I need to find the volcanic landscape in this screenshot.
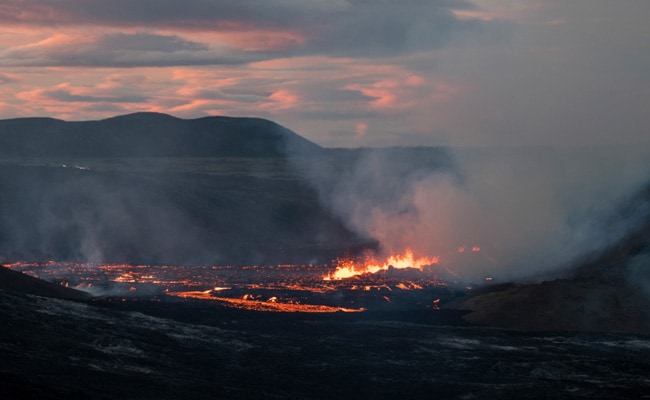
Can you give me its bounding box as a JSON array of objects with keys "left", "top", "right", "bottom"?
[{"left": 1, "top": 113, "right": 650, "bottom": 399}]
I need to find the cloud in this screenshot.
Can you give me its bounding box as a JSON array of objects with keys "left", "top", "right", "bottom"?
[
  {"left": 13, "top": 76, "right": 162, "bottom": 118},
  {"left": 303, "top": 0, "right": 484, "bottom": 57},
  {"left": 418, "top": 0, "right": 650, "bottom": 146},
  {"left": 80, "top": 102, "right": 132, "bottom": 115},
  {"left": 0, "top": 0, "right": 485, "bottom": 60},
  {"left": 0, "top": 31, "right": 268, "bottom": 67},
  {"left": 0, "top": 73, "right": 19, "bottom": 85},
  {"left": 0, "top": 0, "right": 473, "bottom": 29},
  {"left": 97, "top": 32, "right": 208, "bottom": 53},
  {"left": 176, "top": 88, "right": 268, "bottom": 103},
  {"left": 41, "top": 89, "right": 147, "bottom": 103},
  {"left": 288, "top": 144, "right": 650, "bottom": 280},
  {"left": 1, "top": 0, "right": 649, "bottom": 148}
]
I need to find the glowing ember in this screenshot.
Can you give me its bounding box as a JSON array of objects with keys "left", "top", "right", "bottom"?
[
  {"left": 458, "top": 246, "right": 481, "bottom": 253},
  {"left": 324, "top": 249, "right": 439, "bottom": 280}
]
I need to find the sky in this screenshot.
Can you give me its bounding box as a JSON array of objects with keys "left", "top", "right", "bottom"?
[{"left": 1, "top": 0, "right": 649, "bottom": 147}]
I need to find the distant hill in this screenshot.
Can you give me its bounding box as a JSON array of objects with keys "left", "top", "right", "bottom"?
[
  {"left": 0, "top": 112, "right": 322, "bottom": 158},
  {"left": 0, "top": 113, "right": 376, "bottom": 265},
  {"left": 0, "top": 159, "right": 374, "bottom": 265}
]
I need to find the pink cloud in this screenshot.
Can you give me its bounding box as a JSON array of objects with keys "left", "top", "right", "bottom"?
[
  {"left": 262, "top": 90, "right": 300, "bottom": 111},
  {"left": 355, "top": 121, "right": 368, "bottom": 138},
  {"left": 348, "top": 82, "right": 398, "bottom": 108},
  {"left": 344, "top": 75, "right": 435, "bottom": 112},
  {"left": 0, "top": 2, "right": 75, "bottom": 25},
  {"left": 211, "top": 29, "right": 306, "bottom": 52},
  {"left": 0, "top": 72, "right": 21, "bottom": 85},
  {"left": 0, "top": 50, "right": 470, "bottom": 147},
  {"left": 249, "top": 56, "right": 356, "bottom": 71}
]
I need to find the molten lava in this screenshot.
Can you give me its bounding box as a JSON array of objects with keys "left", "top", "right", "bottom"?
[
  {"left": 166, "top": 290, "right": 364, "bottom": 313},
  {"left": 5, "top": 259, "right": 452, "bottom": 313},
  {"left": 324, "top": 249, "right": 439, "bottom": 280}
]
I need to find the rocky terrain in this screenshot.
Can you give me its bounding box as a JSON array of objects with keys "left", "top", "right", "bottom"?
[{"left": 1, "top": 271, "right": 650, "bottom": 400}]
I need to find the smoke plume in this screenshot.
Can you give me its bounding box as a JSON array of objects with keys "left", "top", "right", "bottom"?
[{"left": 291, "top": 144, "right": 650, "bottom": 281}]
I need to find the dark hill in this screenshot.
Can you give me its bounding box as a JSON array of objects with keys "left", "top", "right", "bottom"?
[
  {"left": 0, "top": 119, "right": 374, "bottom": 265},
  {"left": 0, "top": 160, "right": 373, "bottom": 265},
  {"left": 0, "top": 266, "right": 90, "bottom": 301},
  {"left": 0, "top": 113, "right": 355, "bottom": 264},
  {"left": 0, "top": 112, "right": 322, "bottom": 158},
  {"left": 445, "top": 206, "right": 650, "bottom": 334}
]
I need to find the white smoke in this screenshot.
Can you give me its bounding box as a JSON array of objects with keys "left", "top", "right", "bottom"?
[{"left": 292, "top": 144, "right": 650, "bottom": 281}]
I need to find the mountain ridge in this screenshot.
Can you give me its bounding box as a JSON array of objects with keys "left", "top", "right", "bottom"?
[{"left": 0, "top": 112, "right": 322, "bottom": 158}]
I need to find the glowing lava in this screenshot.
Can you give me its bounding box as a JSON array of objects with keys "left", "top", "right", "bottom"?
[
  {"left": 324, "top": 249, "right": 439, "bottom": 280},
  {"left": 5, "top": 259, "right": 451, "bottom": 312},
  {"left": 166, "top": 290, "right": 364, "bottom": 313}
]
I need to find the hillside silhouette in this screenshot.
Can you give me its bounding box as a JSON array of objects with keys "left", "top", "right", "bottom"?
[
  {"left": 0, "top": 112, "right": 321, "bottom": 158},
  {"left": 0, "top": 266, "right": 90, "bottom": 301},
  {"left": 0, "top": 113, "right": 370, "bottom": 265}
]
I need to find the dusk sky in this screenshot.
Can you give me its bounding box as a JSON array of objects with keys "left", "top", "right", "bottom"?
[{"left": 1, "top": 0, "right": 649, "bottom": 147}]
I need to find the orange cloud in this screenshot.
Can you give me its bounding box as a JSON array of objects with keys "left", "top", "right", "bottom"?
[
  {"left": 211, "top": 29, "right": 306, "bottom": 52},
  {"left": 355, "top": 121, "right": 368, "bottom": 138},
  {"left": 250, "top": 56, "right": 356, "bottom": 71},
  {"left": 263, "top": 90, "right": 300, "bottom": 110},
  {"left": 345, "top": 78, "right": 416, "bottom": 110}
]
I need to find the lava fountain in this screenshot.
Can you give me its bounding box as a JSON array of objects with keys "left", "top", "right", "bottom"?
[{"left": 324, "top": 249, "right": 439, "bottom": 280}]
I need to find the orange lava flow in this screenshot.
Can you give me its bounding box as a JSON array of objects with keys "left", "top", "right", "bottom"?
[
  {"left": 165, "top": 291, "right": 364, "bottom": 313},
  {"left": 324, "top": 249, "right": 439, "bottom": 280}
]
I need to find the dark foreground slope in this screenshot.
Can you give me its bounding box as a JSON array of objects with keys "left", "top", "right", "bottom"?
[
  {"left": 0, "top": 266, "right": 90, "bottom": 300},
  {"left": 1, "top": 283, "right": 650, "bottom": 399}
]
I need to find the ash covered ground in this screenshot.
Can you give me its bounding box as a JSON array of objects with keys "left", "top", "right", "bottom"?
[
  {"left": 1, "top": 284, "right": 650, "bottom": 400},
  {"left": 2, "top": 256, "right": 650, "bottom": 399}
]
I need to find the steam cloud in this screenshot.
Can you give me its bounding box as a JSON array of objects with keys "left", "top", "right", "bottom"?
[
  {"left": 0, "top": 164, "right": 214, "bottom": 265},
  {"left": 291, "top": 144, "right": 650, "bottom": 281}
]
